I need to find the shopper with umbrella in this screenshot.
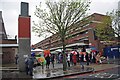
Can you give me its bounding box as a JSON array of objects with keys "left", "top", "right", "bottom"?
[
  {"left": 71, "top": 51, "right": 77, "bottom": 66},
  {"left": 44, "top": 50, "right": 51, "bottom": 69},
  {"left": 45, "top": 54, "right": 50, "bottom": 69},
  {"left": 67, "top": 53, "right": 71, "bottom": 67},
  {"left": 79, "top": 47, "right": 86, "bottom": 69},
  {"left": 36, "top": 54, "right": 46, "bottom": 69},
  {"left": 51, "top": 54, "right": 55, "bottom": 68}
]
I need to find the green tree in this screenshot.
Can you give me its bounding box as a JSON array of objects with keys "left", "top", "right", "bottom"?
[
  {"left": 33, "top": 0, "right": 90, "bottom": 71},
  {"left": 95, "top": 16, "right": 115, "bottom": 41},
  {"left": 107, "top": 10, "right": 120, "bottom": 41}
]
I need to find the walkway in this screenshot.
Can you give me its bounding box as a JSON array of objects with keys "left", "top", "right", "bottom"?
[
  {"left": 1, "top": 60, "right": 120, "bottom": 79},
  {"left": 33, "top": 63, "right": 93, "bottom": 79}
]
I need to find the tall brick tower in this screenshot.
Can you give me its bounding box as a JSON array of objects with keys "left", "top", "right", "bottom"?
[{"left": 18, "top": 2, "right": 31, "bottom": 71}]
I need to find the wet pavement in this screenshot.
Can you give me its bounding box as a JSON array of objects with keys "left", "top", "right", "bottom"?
[
  {"left": 33, "top": 64, "right": 93, "bottom": 79},
  {"left": 1, "top": 59, "right": 119, "bottom": 79},
  {"left": 102, "top": 58, "right": 120, "bottom": 64},
  {"left": 1, "top": 63, "right": 94, "bottom": 79},
  {"left": 2, "top": 71, "right": 32, "bottom": 79},
  {"left": 65, "top": 65, "right": 120, "bottom": 80}
]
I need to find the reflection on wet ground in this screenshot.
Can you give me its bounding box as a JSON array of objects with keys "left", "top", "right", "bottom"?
[{"left": 33, "top": 65, "right": 94, "bottom": 79}]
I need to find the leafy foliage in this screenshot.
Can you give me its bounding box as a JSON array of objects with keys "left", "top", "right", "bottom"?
[
  {"left": 33, "top": 0, "right": 91, "bottom": 71},
  {"left": 95, "top": 16, "right": 115, "bottom": 41},
  {"left": 33, "top": 0, "right": 90, "bottom": 39},
  {"left": 106, "top": 10, "right": 120, "bottom": 39}
]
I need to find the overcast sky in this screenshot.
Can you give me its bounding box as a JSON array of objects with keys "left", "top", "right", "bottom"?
[{"left": 0, "top": 0, "right": 119, "bottom": 45}]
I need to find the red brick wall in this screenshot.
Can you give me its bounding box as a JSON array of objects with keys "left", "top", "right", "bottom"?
[
  {"left": 18, "top": 16, "right": 31, "bottom": 38},
  {"left": 1, "top": 39, "right": 17, "bottom": 64},
  {"left": 2, "top": 48, "right": 16, "bottom": 64},
  {"left": 1, "top": 40, "right": 17, "bottom": 44}
]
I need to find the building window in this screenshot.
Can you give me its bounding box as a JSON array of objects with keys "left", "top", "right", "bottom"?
[{"left": 79, "top": 36, "right": 88, "bottom": 41}]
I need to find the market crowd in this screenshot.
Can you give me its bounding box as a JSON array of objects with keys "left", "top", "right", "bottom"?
[{"left": 24, "top": 47, "right": 106, "bottom": 76}]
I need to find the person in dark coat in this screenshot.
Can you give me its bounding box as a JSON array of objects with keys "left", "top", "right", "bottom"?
[
  {"left": 28, "top": 57, "right": 34, "bottom": 76},
  {"left": 15, "top": 54, "right": 18, "bottom": 64},
  {"left": 91, "top": 51, "right": 96, "bottom": 63},
  {"left": 80, "top": 53, "right": 85, "bottom": 69},
  {"left": 82, "top": 47, "right": 86, "bottom": 52},
  {"left": 51, "top": 54, "right": 55, "bottom": 68},
  {"left": 45, "top": 55, "right": 50, "bottom": 69},
  {"left": 80, "top": 47, "right": 86, "bottom": 69},
  {"left": 25, "top": 57, "right": 29, "bottom": 75},
  {"left": 70, "top": 53, "right": 73, "bottom": 65},
  {"left": 76, "top": 51, "right": 79, "bottom": 62},
  {"left": 85, "top": 52, "right": 90, "bottom": 65}
]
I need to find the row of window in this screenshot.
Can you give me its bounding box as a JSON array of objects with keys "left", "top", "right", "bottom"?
[{"left": 35, "top": 14, "right": 104, "bottom": 49}]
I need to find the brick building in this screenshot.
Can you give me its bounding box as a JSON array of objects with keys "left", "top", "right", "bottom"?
[
  {"left": 34, "top": 13, "right": 115, "bottom": 51},
  {"left": 0, "top": 11, "right": 18, "bottom": 64}
]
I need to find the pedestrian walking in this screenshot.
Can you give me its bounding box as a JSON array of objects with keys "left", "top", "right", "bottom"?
[
  {"left": 79, "top": 47, "right": 86, "bottom": 69},
  {"left": 58, "top": 53, "right": 61, "bottom": 63},
  {"left": 67, "top": 54, "right": 71, "bottom": 67},
  {"left": 79, "top": 52, "right": 85, "bottom": 69},
  {"left": 45, "top": 55, "right": 50, "bottom": 69},
  {"left": 85, "top": 52, "right": 90, "bottom": 65},
  {"left": 76, "top": 51, "right": 79, "bottom": 62},
  {"left": 28, "top": 57, "right": 34, "bottom": 76},
  {"left": 72, "top": 54, "right": 77, "bottom": 66},
  {"left": 51, "top": 54, "right": 55, "bottom": 68},
  {"left": 91, "top": 51, "right": 96, "bottom": 63},
  {"left": 95, "top": 53, "right": 101, "bottom": 64},
  {"left": 60, "top": 54, "right": 63, "bottom": 63},
  {"left": 70, "top": 53, "right": 73, "bottom": 65},
  {"left": 15, "top": 54, "right": 18, "bottom": 64},
  {"left": 25, "top": 56, "right": 29, "bottom": 75}
]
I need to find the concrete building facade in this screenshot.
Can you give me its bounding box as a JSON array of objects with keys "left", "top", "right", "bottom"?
[{"left": 34, "top": 13, "right": 114, "bottom": 51}]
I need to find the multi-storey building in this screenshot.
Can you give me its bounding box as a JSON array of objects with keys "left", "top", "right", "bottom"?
[{"left": 34, "top": 13, "right": 114, "bottom": 51}]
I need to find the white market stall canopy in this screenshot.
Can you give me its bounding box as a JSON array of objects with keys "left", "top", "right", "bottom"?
[
  {"left": 50, "top": 43, "right": 88, "bottom": 51},
  {"left": 31, "top": 48, "right": 43, "bottom": 52},
  {"left": 55, "top": 49, "right": 62, "bottom": 52},
  {"left": 66, "top": 43, "right": 88, "bottom": 48}
]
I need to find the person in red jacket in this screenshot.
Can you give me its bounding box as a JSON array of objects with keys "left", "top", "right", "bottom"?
[{"left": 72, "top": 54, "right": 77, "bottom": 66}]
